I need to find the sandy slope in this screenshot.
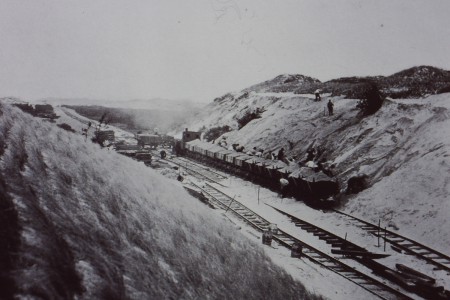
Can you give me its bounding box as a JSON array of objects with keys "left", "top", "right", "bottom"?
[
  {"left": 0, "top": 103, "right": 320, "bottom": 300},
  {"left": 183, "top": 91, "right": 450, "bottom": 253}
]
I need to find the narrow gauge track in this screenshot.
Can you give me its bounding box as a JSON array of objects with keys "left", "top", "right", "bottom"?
[
  {"left": 165, "top": 156, "right": 227, "bottom": 184},
  {"left": 333, "top": 209, "right": 450, "bottom": 274},
  {"left": 171, "top": 156, "right": 227, "bottom": 180},
  {"left": 268, "top": 205, "right": 450, "bottom": 299},
  {"left": 266, "top": 204, "right": 374, "bottom": 255},
  {"left": 193, "top": 182, "right": 412, "bottom": 300}
]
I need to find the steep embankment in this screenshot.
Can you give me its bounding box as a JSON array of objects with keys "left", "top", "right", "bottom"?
[
  {"left": 0, "top": 103, "right": 320, "bottom": 300},
  {"left": 183, "top": 91, "right": 450, "bottom": 253}
]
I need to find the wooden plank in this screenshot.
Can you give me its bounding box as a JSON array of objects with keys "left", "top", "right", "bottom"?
[
  {"left": 314, "top": 232, "right": 330, "bottom": 237},
  {"left": 395, "top": 264, "right": 436, "bottom": 284},
  {"left": 331, "top": 249, "right": 390, "bottom": 259}
]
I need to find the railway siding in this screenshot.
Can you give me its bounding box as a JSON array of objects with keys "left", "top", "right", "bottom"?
[
  {"left": 191, "top": 182, "right": 413, "bottom": 300},
  {"left": 332, "top": 209, "right": 450, "bottom": 274}
]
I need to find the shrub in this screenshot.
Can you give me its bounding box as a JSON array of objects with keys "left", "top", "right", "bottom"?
[
  {"left": 236, "top": 92, "right": 249, "bottom": 101},
  {"left": 57, "top": 123, "right": 76, "bottom": 133},
  {"left": 203, "top": 125, "right": 231, "bottom": 142},
  {"left": 237, "top": 107, "right": 266, "bottom": 129},
  {"left": 356, "top": 82, "right": 385, "bottom": 115},
  {"left": 13, "top": 103, "right": 34, "bottom": 115},
  {"left": 13, "top": 103, "right": 58, "bottom": 119},
  {"left": 90, "top": 113, "right": 112, "bottom": 147}
]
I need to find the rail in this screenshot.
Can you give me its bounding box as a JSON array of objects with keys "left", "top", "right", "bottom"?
[
  {"left": 192, "top": 182, "right": 413, "bottom": 300},
  {"left": 164, "top": 156, "right": 227, "bottom": 185},
  {"left": 332, "top": 209, "right": 450, "bottom": 274}
]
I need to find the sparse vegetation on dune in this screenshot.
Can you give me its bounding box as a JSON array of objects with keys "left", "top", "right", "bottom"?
[
  {"left": 237, "top": 65, "right": 450, "bottom": 99},
  {"left": 0, "top": 103, "right": 322, "bottom": 299}
]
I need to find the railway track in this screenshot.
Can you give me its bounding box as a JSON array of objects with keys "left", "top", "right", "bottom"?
[
  {"left": 267, "top": 205, "right": 450, "bottom": 299},
  {"left": 266, "top": 204, "right": 376, "bottom": 255},
  {"left": 193, "top": 182, "right": 413, "bottom": 300},
  {"left": 165, "top": 156, "right": 227, "bottom": 184},
  {"left": 171, "top": 156, "right": 227, "bottom": 179},
  {"left": 332, "top": 209, "right": 450, "bottom": 274}
]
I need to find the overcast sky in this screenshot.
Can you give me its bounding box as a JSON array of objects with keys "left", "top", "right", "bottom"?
[{"left": 1, "top": 0, "right": 449, "bottom": 103}]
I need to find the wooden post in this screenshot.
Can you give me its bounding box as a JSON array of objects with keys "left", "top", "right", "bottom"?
[
  {"left": 345, "top": 232, "right": 347, "bottom": 240},
  {"left": 378, "top": 219, "right": 381, "bottom": 247},
  {"left": 384, "top": 227, "right": 387, "bottom": 252},
  {"left": 257, "top": 186, "right": 260, "bottom": 205}
]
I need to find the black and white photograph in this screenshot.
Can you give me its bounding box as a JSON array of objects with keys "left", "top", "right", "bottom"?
[{"left": 1, "top": 1, "right": 449, "bottom": 299}]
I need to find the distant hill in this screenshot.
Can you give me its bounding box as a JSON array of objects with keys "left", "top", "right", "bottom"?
[
  {"left": 322, "top": 66, "right": 450, "bottom": 98},
  {"left": 380, "top": 66, "right": 450, "bottom": 97},
  {"left": 242, "top": 74, "right": 321, "bottom": 94},
  {"left": 35, "top": 97, "right": 205, "bottom": 112},
  {"left": 224, "top": 66, "right": 450, "bottom": 99},
  {"left": 61, "top": 104, "right": 194, "bottom": 134}
]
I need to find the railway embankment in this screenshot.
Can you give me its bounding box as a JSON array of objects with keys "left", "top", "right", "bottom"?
[{"left": 0, "top": 102, "right": 322, "bottom": 300}]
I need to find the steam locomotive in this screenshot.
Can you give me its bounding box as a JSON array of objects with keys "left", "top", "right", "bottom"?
[{"left": 175, "top": 134, "right": 340, "bottom": 208}]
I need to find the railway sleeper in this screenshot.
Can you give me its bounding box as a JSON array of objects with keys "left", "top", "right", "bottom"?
[
  {"left": 323, "top": 263, "right": 341, "bottom": 269},
  {"left": 297, "top": 224, "right": 316, "bottom": 229},
  {"left": 304, "top": 228, "right": 320, "bottom": 233},
  {"left": 426, "top": 255, "right": 448, "bottom": 260},
  {"left": 397, "top": 242, "right": 418, "bottom": 247},
  {"left": 324, "top": 239, "right": 343, "bottom": 244},
  {"left": 308, "top": 254, "right": 325, "bottom": 260},
  {"left": 231, "top": 206, "right": 243, "bottom": 211},
  {"left": 322, "top": 236, "right": 340, "bottom": 240},
  {"left": 326, "top": 241, "right": 344, "bottom": 246},
  {"left": 383, "top": 232, "right": 399, "bottom": 237},
  {"left": 330, "top": 242, "right": 357, "bottom": 249},
  {"left": 299, "top": 227, "right": 319, "bottom": 232},
  {"left": 414, "top": 251, "right": 434, "bottom": 256},
  {"left": 312, "top": 232, "right": 330, "bottom": 237},
  {"left": 294, "top": 222, "right": 313, "bottom": 226},
  {"left": 437, "top": 260, "right": 450, "bottom": 264},
  {"left": 345, "top": 276, "right": 364, "bottom": 280},
  {"left": 365, "top": 229, "right": 380, "bottom": 234},
  {"left": 295, "top": 223, "right": 317, "bottom": 229},
  {"left": 360, "top": 226, "right": 376, "bottom": 230},
  {"left": 330, "top": 243, "right": 348, "bottom": 248},
  {"left": 331, "top": 267, "right": 346, "bottom": 271},
  {"left": 386, "top": 238, "right": 406, "bottom": 243},
  {"left": 294, "top": 222, "right": 309, "bottom": 227}
]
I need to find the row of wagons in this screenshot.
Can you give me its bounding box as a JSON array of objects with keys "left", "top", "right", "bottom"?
[{"left": 182, "top": 139, "right": 339, "bottom": 207}]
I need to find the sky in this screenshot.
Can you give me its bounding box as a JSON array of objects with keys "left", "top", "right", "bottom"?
[{"left": 1, "top": 0, "right": 449, "bottom": 103}]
